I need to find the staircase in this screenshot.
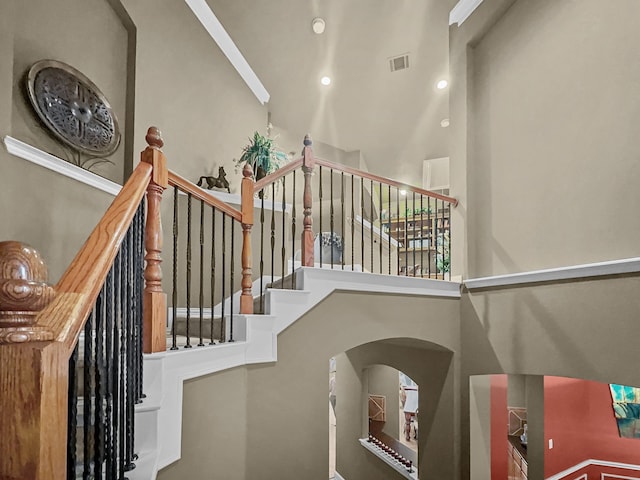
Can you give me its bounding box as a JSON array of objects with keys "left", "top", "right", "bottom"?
[{"left": 135, "top": 267, "right": 460, "bottom": 479}]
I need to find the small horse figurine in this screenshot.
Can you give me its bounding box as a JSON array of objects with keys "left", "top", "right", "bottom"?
[{"left": 196, "top": 166, "right": 230, "bottom": 193}]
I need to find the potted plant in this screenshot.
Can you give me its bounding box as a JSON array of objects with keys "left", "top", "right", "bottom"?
[{"left": 235, "top": 131, "right": 288, "bottom": 181}]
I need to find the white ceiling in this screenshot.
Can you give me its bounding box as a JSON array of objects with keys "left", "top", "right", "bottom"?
[{"left": 208, "top": 0, "right": 456, "bottom": 186}]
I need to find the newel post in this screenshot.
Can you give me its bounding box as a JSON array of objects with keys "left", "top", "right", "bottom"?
[
  {"left": 301, "top": 135, "right": 316, "bottom": 267},
  {"left": 240, "top": 163, "right": 254, "bottom": 314},
  {"left": 0, "top": 241, "right": 65, "bottom": 480},
  {"left": 141, "top": 127, "right": 168, "bottom": 353}
]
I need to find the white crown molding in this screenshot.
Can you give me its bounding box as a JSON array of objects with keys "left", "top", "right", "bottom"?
[
  {"left": 464, "top": 257, "right": 640, "bottom": 290},
  {"left": 3, "top": 136, "right": 121, "bottom": 196},
  {"left": 184, "top": 0, "right": 270, "bottom": 104},
  {"left": 449, "top": 0, "right": 484, "bottom": 26}
]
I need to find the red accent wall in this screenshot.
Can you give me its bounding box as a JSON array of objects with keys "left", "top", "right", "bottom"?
[
  {"left": 545, "top": 377, "right": 640, "bottom": 478},
  {"left": 490, "top": 375, "right": 507, "bottom": 480},
  {"left": 490, "top": 376, "right": 640, "bottom": 479}
]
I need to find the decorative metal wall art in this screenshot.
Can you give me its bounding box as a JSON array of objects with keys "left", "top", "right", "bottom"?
[{"left": 26, "top": 60, "right": 121, "bottom": 156}]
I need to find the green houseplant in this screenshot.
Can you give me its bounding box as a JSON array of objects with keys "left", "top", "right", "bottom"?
[{"left": 236, "top": 131, "right": 288, "bottom": 181}]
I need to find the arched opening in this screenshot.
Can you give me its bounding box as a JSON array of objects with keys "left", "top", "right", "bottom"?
[{"left": 330, "top": 337, "right": 454, "bottom": 480}]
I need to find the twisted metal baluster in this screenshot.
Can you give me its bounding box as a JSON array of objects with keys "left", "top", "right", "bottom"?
[
  {"left": 125, "top": 224, "right": 136, "bottom": 471},
  {"left": 388, "top": 184, "right": 391, "bottom": 275},
  {"left": 281, "top": 177, "right": 286, "bottom": 281},
  {"left": 260, "top": 192, "right": 265, "bottom": 312},
  {"left": 185, "top": 193, "right": 193, "bottom": 348},
  {"left": 412, "top": 191, "right": 417, "bottom": 277},
  {"left": 330, "top": 169, "right": 334, "bottom": 268},
  {"left": 210, "top": 207, "right": 216, "bottom": 345},
  {"left": 171, "top": 187, "right": 178, "bottom": 350},
  {"left": 291, "top": 171, "right": 296, "bottom": 288},
  {"left": 420, "top": 195, "right": 424, "bottom": 278},
  {"left": 229, "top": 220, "right": 235, "bottom": 342},
  {"left": 270, "top": 183, "right": 275, "bottom": 284},
  {"left": 221, "top": 214, "right": 226, "bottom": 342},
  {"left": 396, "top": 187, "right": 400, "bottom": 275},
  {"left": 319, "top": 166, "right": 323, "bottom": 267},
  {"left": 341, "top": 172, "right": 345, "bottom": 271},
  {"left": 360, "top": 177, "right": 364, "bottom": 270},
  {"left": 351, "top": 175, "right": 355, "bottom": 269},
  {"left": 370, "top": 179, "right": 374, "bottom": 273},
  {"left": 83, "top": 306, "right": 95, "bottom": 479},
  {"left": 379, "top": 182, "right": 383, "bottom": 274},
  {"left": 67, "top": 344, "right": 79, "bottom": 480},
  {"left": 94, "top": 282, "right": 106, "bottom": 478},
  {"left": 105, "top": 262, "right": 115, "bottom": 479},
  {"left": 198, "top": 200, "right": 205, "bottom": 346}
]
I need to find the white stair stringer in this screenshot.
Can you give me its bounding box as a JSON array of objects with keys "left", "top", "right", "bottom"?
[{"left": 135, "top": 268, "right": 460, "bottom": 479}]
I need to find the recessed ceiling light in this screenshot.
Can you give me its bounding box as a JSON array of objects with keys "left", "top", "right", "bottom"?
[
  {"left": 312, "top": 17, "right": 326, "bottom": 34},
  {"left": 436, "top": 79, "right": 448, "bottom": 90},
  {"left": 321, "top": 76, "right": 331, "bottom": 86},
  {"left": 400, "top": 189, "right": 407, "bottom": 196},
  {"left": 440, "top": 118, "right": 450, "bottom": 127}
]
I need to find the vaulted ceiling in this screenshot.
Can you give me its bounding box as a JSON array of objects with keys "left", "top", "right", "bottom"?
[{"left": 208, "top": 0, "right": 456, "bottom": 185}]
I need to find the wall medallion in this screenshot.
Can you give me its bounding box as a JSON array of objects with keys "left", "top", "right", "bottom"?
[{"left": 26, "top": 60, "right": 121, "bottom": 156}]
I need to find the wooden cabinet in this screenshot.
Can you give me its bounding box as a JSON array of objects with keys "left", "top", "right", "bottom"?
[
  {"left": 383, "top": 213, "right": 450, "bottom": 278},
  {"left": 508, "top": 438, "right": 527, "bottom": 480}
]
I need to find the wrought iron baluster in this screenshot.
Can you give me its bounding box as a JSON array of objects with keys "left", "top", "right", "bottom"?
[
  {"left": 370, "top": 179, "right": 374, "bottom": 273},
  {"left": 436, "top": 198, "right": 441, "bottom": 279},
  {"left": 291, "top": 171, "right": 296, "bottom": 288},
  {"left": 94, "top": 282, "right": 106, "bottom": 479},
  {"left": 330, "top": 169, "right": 334, "bottom": 268},
  {"left": 360, "top": 177, "right": 364, "bottom": 270},
  {"left": 281, "top": 176, "right": 286, "bottom": 281},
  {"left": 420, "top": 195, "right": 424, "bottom": 278},
  {"left": 319, "top": 166, "right": 323, "bottom": 267},
  {"left": 135, "top": 205, "right": 145, "bottom": 401},
  {"left": 270, "top": 183, "right": 275, "bottom": 285},
  {"left": 171, "top": 187, "right": 178, "bottom": 350},
  {"left": 404, "top": 195, "right": 408, "bottom": 276},
  {"left": 229, "top": 220, "right": 235, "bottom": 342},
  {"left": 83, "top": 306, "right": 94, "bottom": 479},
  {"left": 260, "top": 193, "right": 265, "bottom": 312},
  {"left": 210, "top": 207, "right": 216, "bottom": 345},
  {"left": 412, "top": 191, "right": 416, "bottom": 277},
  {"left": 67, "top": 344, "right": 79, "bottom": 480},
  {"left": 117, "top": 246, "right": 126, "bottom": 479},
  {"left": 427, "top": 196, "right": 432, "bottom": 278},
  {"left": 351, "top": 175, "right": 355, "bottom": 269},
  {"left": 388, "top": 184, "right": 391, "bottom": 275},
  {"left": 221, "top": 213, "right": 227, "bottom": 342},
  {"left": 104, "top": 263, "right": 115, "bottom": 479},
  {"left": 185, "top": 192, "right": 193, "bottom": 348},
  {"left": 396, "top": 188, "right": 400, "bottom": 275},
  {"left": 447, "top": 203, "right": 451, "bottom": 280},
  {"left": 198, "top": 200, "right": 205, "bottom": 346},
  {"left": 341, "top": 172, "right": 345, "bottom": 270},
  {"left": 379, "top": 182, "right": 383, "bottom": 274},
  {"left": 125, "top": 224, "right": 136, "bottom": 471}
]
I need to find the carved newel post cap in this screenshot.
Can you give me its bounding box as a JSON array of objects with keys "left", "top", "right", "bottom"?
[
  {"left": 242, "top": 162, "right": 254, "bottom": 179},
  {"left": 303, "top": 134, "right": 312, "bottom": 147},
  {"left": 146, "top": 126, "right": 164, "bottom": 149},
  {"left": 0, "top": 241, "right": 56, "bottom": 329}
]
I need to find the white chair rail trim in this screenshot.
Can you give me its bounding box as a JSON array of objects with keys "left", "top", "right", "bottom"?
[{"left": 465, "top": 257, "right": 640, "bottom": 290}]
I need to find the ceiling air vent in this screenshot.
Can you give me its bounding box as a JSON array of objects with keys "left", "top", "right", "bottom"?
[{"left": 389, "top": 54, "right": 410, "bottom": 72}]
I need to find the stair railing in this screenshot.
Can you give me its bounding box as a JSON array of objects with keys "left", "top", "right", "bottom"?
[
  {"left": 165, "top": 163, "right": 254, "bottom": 349},
  {"left": 251, "top": 135, "right": 459, "bottom": 309},
  {"left": 0, "top": 127, "right": 173, "bottom": 479}
]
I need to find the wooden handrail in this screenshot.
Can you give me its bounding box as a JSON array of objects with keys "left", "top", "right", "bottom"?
[
  {"left": 314, "top": 157, "right": 458, "bottom": 207},
  {"left": 51, "top": 161, "right": 152, "bottom": 353},
  {"left": 168, "top": 170, "right": 243, "bottom": 222},
  {"left": 253, "top": 157, "right": 304, "bottom": 193}
]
